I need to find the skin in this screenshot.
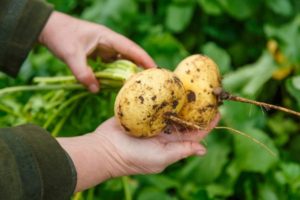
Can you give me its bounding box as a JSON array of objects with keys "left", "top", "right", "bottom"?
[
  {"left": 38, "top": 11, "right": 156, "bottom": 92},
  {"left": 58, "top": 116, "right": 220, "bottom": 192},
  {"left": 39, "top": 11, "right": 220, "bottom": 193}
]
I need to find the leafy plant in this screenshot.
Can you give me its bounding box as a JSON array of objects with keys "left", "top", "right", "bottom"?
[{"left": 1, "top": 0, "right": 300, "bottom": 199}]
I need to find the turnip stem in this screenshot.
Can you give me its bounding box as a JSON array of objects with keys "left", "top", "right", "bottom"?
[
  {"left": 0, "top": 84, "right": 84, "bottom": 96},
  {"left": 228, "top": 95, "right": 300, "bottom": 117},
  {"left": 0, "top": 80, "right": 122, "bottom": 96},
  {"left": 214, "top": 87, "right": 300, "bottom": 118},
  {"left": 33, "top": 71, "right": 127, "bottom": 83}
]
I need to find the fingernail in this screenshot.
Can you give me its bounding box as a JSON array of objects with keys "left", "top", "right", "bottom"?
[
  {"left": 89, "top": 84, "right": 99, "bottom": 93},
  {"left": 196, "top": 149, "right": 206, "bottom": 156}
]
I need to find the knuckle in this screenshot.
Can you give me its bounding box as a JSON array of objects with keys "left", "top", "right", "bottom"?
[{"left": 63, "top": 48, "right": 78, "bottom": 60}]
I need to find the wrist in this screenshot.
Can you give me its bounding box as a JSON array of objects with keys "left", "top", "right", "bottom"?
[
  {"left": 38, "top": 11, "right": 70, "bottom": 45},
  {"left": 57, "top": 133, "right": 114, "bottom": 192}
]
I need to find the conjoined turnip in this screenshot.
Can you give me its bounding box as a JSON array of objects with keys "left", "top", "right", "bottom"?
[{"left": 114, "top": 54, "right": 300, "bottom": 155}]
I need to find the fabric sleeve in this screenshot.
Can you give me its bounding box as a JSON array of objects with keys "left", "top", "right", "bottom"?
[
  {"left": 0, "top": 124, "right": 77, "bottom": 200},
  {"left": 0, "top": 0, "right": 53, "bottom": 76}
]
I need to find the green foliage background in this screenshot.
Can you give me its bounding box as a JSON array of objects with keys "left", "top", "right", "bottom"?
[{"left": 1, "top": 0, "right": 300, "bottom": 199}]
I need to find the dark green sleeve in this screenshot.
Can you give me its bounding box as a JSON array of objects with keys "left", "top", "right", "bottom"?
[
  {"left": 0, "top": 0, "right": 53, "bottom": 76},
  {"left": 0, "top": 124, "right": 77, "bottom": 200}
]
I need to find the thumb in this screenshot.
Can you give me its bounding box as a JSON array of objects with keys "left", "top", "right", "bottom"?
[
  {"left": 163, "top": 141, "right": 206, "bottom": 164},
  {"left": 65, "top": 51, "right": 99, "bottom": 93}
]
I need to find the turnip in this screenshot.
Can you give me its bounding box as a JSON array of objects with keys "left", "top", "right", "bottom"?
[
  {"left": 174, "top": 54, "right": 221, "bottom": 128},
  {"left": 114, "top": 68, "right": 186, "bottom": 137},
  {"left": 174, "top": 54, "right": 300, "bottom": 129}
]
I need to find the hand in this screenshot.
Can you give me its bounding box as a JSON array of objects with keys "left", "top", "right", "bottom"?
[
  {"left": 58, "top": 114, "right": 220, "bottom": 192},
  {"left": 93, "top": 116, "right": 220, "bottom": 175},
  {"left": 39, "top": 11, "right": 156, "bottom": 92}
]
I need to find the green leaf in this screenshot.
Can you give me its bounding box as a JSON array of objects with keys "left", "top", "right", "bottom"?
[
  {"left": 267, "top": 114, "right": 298, "bottom": 146},
  {"left": 258, "top": 183, "right": 279, "bottom": 200},
  {"left": 217, "top": 0, "right": 261, "bottom": 20},
  {"left": 142, "top": 30, "right": 189, "bottom": 69},
  {"left": 223, "top": 51, "right": 276, "bottom": 97},
  {"left": 201, "top": 42, "right": 231, "bottom": 74},
  {"left": 47, "top": 0, "right": 76, "bottom": 12},
  {"left": 265, "top": 15, "right": 300, "bottom": 63},
  {"left": 206, "top": 183, "right": 233, "bottom": 198},
  {"left": 137, "top": 188, "right": 175, "bottom": 200},
  {"left": 198, "top": 0, "right": 223, "bottom": 15},
  {"left": 81, "top": 0, "right": 137, "bottom": 33},
  {"left": 233, "top": 128, "right": 279, "bottom": 173},
  {"left": 179, "top": 133, "right": 231, "bottom": 184},
  {"left": 141, "top": 175, "right": 180, "bottom": 191},
  {"left": 165, "top": 4, "right": 195, "bottom": 33},
  {"left": 286, "top": 76, "right": 300, "bottom": 108},
  {"left": 265, "top": 0, "right": 292, "bottom": 16},
  {"left": 220, "top": 101, "right": 267, "bottom": 130}
]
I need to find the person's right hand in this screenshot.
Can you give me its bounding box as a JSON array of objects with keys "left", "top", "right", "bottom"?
[{"left": 39, "top": 11, "right": 156, "bottom": 92}]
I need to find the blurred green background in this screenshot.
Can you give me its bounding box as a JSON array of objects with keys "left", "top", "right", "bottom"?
[{"left": 1, "top": 0, "right": 300, "bottom": 199}]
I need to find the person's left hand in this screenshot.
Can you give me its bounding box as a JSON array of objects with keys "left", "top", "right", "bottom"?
[
  {"left": 38, "top": 11, "right": 156, "bottom": 92},
  {"left": 93, "top": 116, "right": 220, "bottom": 176}
]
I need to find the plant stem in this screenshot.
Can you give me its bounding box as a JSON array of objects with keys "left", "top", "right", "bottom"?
[
  {"left": 0, "top": 80, "right": 122, "bottom": 96},
  {"left": 44, "top": 92, "right": 89, "bottom": 129},
  {"left": 122, "top": 176, "right": 132, "bottom": 200},
  {"left": 73, "top": 192, "right": 82, "bottom": 200},
  {"left": 33, "top": 71, "right": 127, "bottom": 83},
  {"left": 0, "top": 84, "right": 84, "bottom": 96},
  {"left": 51, "top": 101, "right": 78, "bottom": 137}
]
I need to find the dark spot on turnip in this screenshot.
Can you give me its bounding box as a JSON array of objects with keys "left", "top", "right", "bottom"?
[
  {"left": 186, "top": 70, "right": 191, "bottom": 74},
  {"left": 173, "top": 76, "right": 182, "bottom": 87},
  {"left": 151, "top": 95, "right": 157, "bottom": 101},
  {"left": 172, "top": 100, "right": 178, "bottom": 108},
  {"left": 187, "top": 90, "right": 196, "bottom": 102},
  {"left": 138, "top": 96, "right": 144, "bottom": 104},
  {"left": 153, "top": 104, "right": 158, "bottom": 109},
  {"left": 136, "top": 80, "right": 141, "bottom": 84},
  {"left": 157, "top": 101, "right": 168, "bottom": 111},
  {"left": 121, "top": 123, "right": 130, "bottom": 132}
]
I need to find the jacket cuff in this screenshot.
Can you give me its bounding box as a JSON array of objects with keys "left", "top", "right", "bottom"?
[
  {"left": 10, "top": 124, "right": 76, "bottom": 199},
  {"left": 0, "top": 0, "right": 53, "bottom": 76}
]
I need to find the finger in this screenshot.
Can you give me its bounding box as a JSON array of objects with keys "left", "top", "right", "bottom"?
[
  {"left": 107, "top": 32, "right": 157, "bottom": 69},
  {"left": 163, "top": 141, "right": 206, "bottom": 164},
  {"left": 65, "top": 50, "right": 100, "bottom": 93}
]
